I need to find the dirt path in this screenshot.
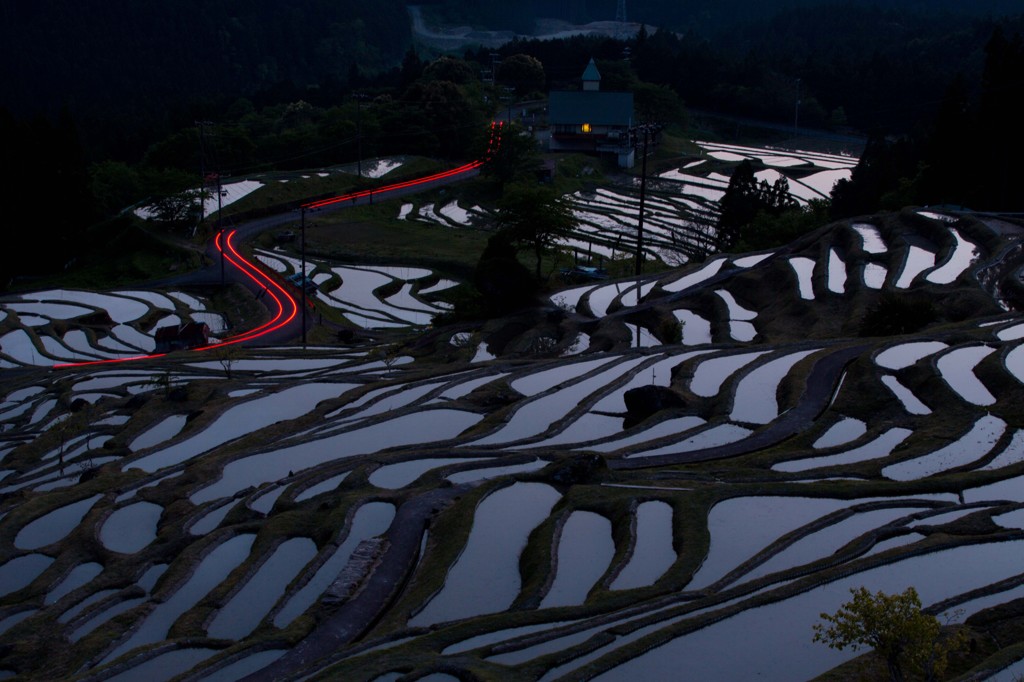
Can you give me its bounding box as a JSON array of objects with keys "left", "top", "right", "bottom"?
[
  {"left": 611, "top": 343, "right": 868, "bottom": 470},
  {"left": 243, "top": 485, "right": 467, "bottom": 681}
]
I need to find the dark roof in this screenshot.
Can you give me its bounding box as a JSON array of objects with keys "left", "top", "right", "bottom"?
[
  {"left": 548, "top": 91, "right": 634, "bottom": 127},
  {"left": 582, "top": 58, "right": 601, "bottom": 82}
]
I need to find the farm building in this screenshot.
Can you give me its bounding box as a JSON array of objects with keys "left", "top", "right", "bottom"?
[
  {"left": 548, "top": 58, "right": 635, "bottom": 167},
  {"left": 154, "top": 321, "right": 211, "bottom": 352}
]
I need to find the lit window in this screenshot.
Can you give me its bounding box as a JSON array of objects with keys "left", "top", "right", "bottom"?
[{"left": 581, "top": 123, "right": 592, "bottom": 133}]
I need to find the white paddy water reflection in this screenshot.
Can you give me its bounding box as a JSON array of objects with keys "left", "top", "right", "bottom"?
[
  {"left": 690, "top": 351, "right": 771, "bottom": 397},
  {"left": 361, "top": 158, "right": 403, "bottom": 178},
  {"left": 981, "top": 430, "right": 1024, "bottom": 471},
  {"left": 198, "top": 649, "right": 287, "bottom": 682},
  {"left": 687, "top": 497, "right": 861, "bottom": 590},
  {"left": 249, "top": 486, "right": 285, "bottom": 514},
  {"left": 663, "top": 258, "right": 726, "bottom": 294},
  {"left": 715, "top": 290, "right": 757, "bottom": 321},
  {"left": 190, "top": 500, "right": 239, "bottom": 536},
  {"left": 674, "top": 310, "right": 713, "bottom": 346},
  {"left": 191, "top": 409, "right": 482, "bottom": 503},
  {"left": 997, "top": 323, "right": 1024, "bottom": 342},
  {"left": 789, "top": 257, "right": 816, "bottom": 300},
  {"left": 410, "top": 482, "right": 561, "bottom": 626},
  {"left": 741, "top": 506, "right": 927, "bottom": 584},
  {"left": 926, "top": 228, "right": 980, "bottom": 284},
  {"left": 275, "top": 502, "right": 394, "bottom": 628},
  {"left": 591, "top": 416, "right": 706, "bottom": 453},
  {"left": 826, "top": 249, "right": 847, "bottom": 294},
  {"left": 627, "top": 423, "right": 752, "bottom": 458},
  {"left": 45, "top": 562, "right": 104, "bottom": 605},
  {"left": 5, "top": 302, "right": 93, "bottom": 320},
  {"left": 445, "top": 459, "right": 548, "bottom": 484},
  {"left": 130, "top": 415, "right": 188, "bottom": 452},
  {"left": 852, "top": 224, "right": 887, "bottom": 253},
  {"left": 208, "top": 537, "right": 318, "bottom": 640},
  {"left": 511, "top": 413, "right": 623, "bottom": 449},
  {"left": 0, "top": 554, "right": 54, "bottom": 597},
  {"left": 875, "top": 341, "right": 948, "bottom": 370},
  {"left": 104, "top": 648, "right": 218, "bottom": 682},
  {"left": 813, "top": 418, "right": 867, "bottom": 449},
  {"left": 128, "top": 383, "right": 356, "bottom": 472},
  {"left": 116, "top": 290, "right": 175, "bottom": 310},
  {"left": 732, "top": 253, "right": 773, "bottom": 268},
  {"left": 0, "top": 329, "right": 44, "bottom": 365},
  {"left": 863, "top": 263, "right": 887, "bottom": 289},
  {"left": 511, "top": 357, "right": 616, "bottom": 397},
  {"left": 100, "top": 502, "right": 163, "bottom": 554},
  {"left": 895, "top": 246, "right": 937, "bottom": 289},
  {"left": 611, "top": 501, "right": 675, "bottom": 590},
  {"left": 936, "top": 345, "right": 996, "bottom": 406},
  {"left": 102, "top": 533, "right": 256, "bottom": 663},
  {"left": 15, "top": 494, "right": 102, "bottom": 550},
  {"left": 775, "top": 426, "right": 908, "bottom": 472},
  {"left": 882, "top": 415, "right": 1006, "bottom": 481},
  {"left": 473, "top": 357, "right": 648, "bottom": 446},
  {"left": 588, "top": 281, "right": 635, "bottom": 318},
  {"left": 370, "top": 457, "right": 490, "bottom": 489},
  {"left": 294, "top": 472, "right": 351, "bottom": 502},
  {"left": 880, "top": 375, "right": 932, "bottom": 415},
  {"left": 730, "top": 349, "right": 818, "bottom": 425},
  {"left": 597, "top": 540, "right": 1024, "bottom": 682},
  {"left": 541, "top": 511, "right": 615, "bottom": 608}
]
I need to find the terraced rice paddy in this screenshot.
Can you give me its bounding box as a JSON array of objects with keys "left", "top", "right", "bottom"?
[{"left": 5, "top": 145, "right": 1024, "bottom": 681}]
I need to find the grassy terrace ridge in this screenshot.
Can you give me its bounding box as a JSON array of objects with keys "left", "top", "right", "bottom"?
[{"left": 4, "top": 142, "right": 1024, "bottom": 682}]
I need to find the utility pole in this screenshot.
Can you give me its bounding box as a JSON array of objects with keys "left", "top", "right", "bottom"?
[
  {"left": 355, "top": 94, "right": 364, "bottom": 178},
  {"left": 794, "top": 78, "right": 802, "bottom": 136},
  {"left": 197, "top": 120, "right": 225, "bottom": 266},
  {"left": 217, "top": 173, "right": 224, "bottom": 286},
  {"left": 635, "top": 125, "right": 651, "bottom": 277},
  {"left": 300, "top": 206, "right": 307, "bottom": 347}
]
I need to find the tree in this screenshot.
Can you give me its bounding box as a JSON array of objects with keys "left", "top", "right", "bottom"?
[
  {"left": 813, "top": 586, "right": 967, "bottom": 682},
  {"left": 716, "top": 160, "right": 796, "bottom": 250},
  {"left": 497, "top": 54, "right": 545, "bottom": 97},
  {"left": 422, "top": 56, "right": 476, "bottom": 85},
  {"left": 472, "top": 230, "right": 538, "bottom": 316},
  {"left": 480, "top": 122, "right": 540, "bottom": 185},
  {"left": 633, "top": 82, "right": 686, "bottom": 127},
  {"left": 213, "top": 343, "right": 241, "bottom": 380},
  {"left": 495, "top": 183, "right": 575, "bottom": 280},
  {"left": 716, "top": 160, "right": 760, "bottom": 250}
]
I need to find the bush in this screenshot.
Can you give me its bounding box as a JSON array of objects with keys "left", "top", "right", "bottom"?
[{"left": 859, "top": 294, "right": 937, "bottom": 337}]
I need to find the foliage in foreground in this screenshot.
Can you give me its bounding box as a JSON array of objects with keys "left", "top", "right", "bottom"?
[{"left": 814, "top": 587, "right": 968, "bottom": 682}]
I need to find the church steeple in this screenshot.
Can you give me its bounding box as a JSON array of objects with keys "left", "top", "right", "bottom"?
[{"left": 582, "top": 58, "right": 601, "bottom": 91}]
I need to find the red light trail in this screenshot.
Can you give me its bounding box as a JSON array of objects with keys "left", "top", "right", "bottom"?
[{"left": 52, "top": 123, "right": 504, "bottom": 369}]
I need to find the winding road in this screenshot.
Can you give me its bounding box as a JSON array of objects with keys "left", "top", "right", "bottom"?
[{"left": 55, "top": 122, "right": 503, "bottom": 368}]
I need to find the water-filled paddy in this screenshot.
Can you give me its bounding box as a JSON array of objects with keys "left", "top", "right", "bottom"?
[
  {"left": 410, "top": 483, "right": 561, "bottom": 626},
  {"left": 541, "top": 511, "right": 615, "bottom": 608}
]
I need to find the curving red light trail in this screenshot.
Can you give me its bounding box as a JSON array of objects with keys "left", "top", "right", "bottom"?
[
  {"left": 53, "top": 122, "right": 504, "bottom": 369},
  {"left": 303, "top": 121, "right": 503, "bottom": 210}
]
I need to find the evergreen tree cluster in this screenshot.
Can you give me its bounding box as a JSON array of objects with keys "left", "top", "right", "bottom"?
[
  {"left": 717, "top": 160, "right": 799, "bottom": 250},
  {"left": 0, "top": 0, "right": 411, "bottom": 160},
  {"left": 832, "top": 28, "right": 1024, "bottom": 215}
]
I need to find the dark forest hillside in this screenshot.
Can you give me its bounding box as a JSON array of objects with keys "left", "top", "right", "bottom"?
[
  {"left": 425, "top": 0, "right": 1024, "bottom": 32},
  {"left": 0, "top": 0, "right": 410, "bottom": 156}
]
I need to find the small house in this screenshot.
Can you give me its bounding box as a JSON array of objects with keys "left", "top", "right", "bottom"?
[
  {"left": 548, "top": 58, "right": 635, "bottom": 167},
  {"left": 154, "top": 321, "right": 211, "bottom": 353}
]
